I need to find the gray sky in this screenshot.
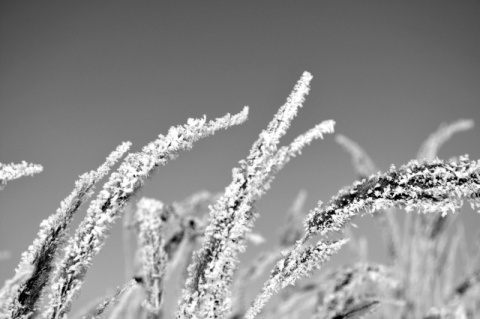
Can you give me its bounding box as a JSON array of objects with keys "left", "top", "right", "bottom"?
[{"left": 1, "top": 1, "right": 480, "bottom": 316}]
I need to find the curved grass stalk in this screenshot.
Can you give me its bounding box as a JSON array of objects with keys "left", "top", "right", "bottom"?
[{"left": 304, "top": 156, "right": 480, "bottom": 241}]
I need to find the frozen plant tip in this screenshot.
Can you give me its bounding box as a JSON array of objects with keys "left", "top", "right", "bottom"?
[{"left": 0, "top": 161, "right": 43, "bottom": 191}]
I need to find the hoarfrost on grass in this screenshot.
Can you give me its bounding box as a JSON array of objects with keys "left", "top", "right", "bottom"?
[{"left": 0, "top": 72, "right": 479, "bottom": 319}]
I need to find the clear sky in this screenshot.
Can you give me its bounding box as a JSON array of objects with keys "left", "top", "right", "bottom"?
[{"left": 1, "top": 1, "right": 480, "bottom": 316}]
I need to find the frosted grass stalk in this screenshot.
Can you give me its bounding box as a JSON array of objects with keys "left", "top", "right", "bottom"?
[
  {"left": 83, "top": 280, "right": 136, "bottom": 319},
  {"left": 414, "top": 121, "right": 475, "bottom": 240},
  {"left": 417, "top": 119, "right": 474, "bottom": 162},
  {"left": 397, "top": 120, "right": 474, "bottom": 317},
  {"left": 177, "top": 72, "right": 335, "bottom": 319},
  {"left": 0, "top": 142, "right": 131, "bottom": 319},
  {"left": 304, "top": 156, "right": 480, "bottom": 241},
  {"left": 244, "top": 239, "right": 347, "bottom": 319},
  {"left": 232, "top": 190, "right": 308, "bottom": 318},
  {"left": 44, "top": 108, "right": 248, "bottom": 319},
  {"left": 134, "top": 198, "right": 169, "bottom": 317},
  {"left": 313, "top": 263, "right": 397, "bottom": 319},
  {"left": 0, "top": 269, "right": 32, "bottom": 315},
  {"left": 414, "top": 119, "right": 475, "bottom": 242},
  {"left": 253, "top": 156, "right": 480, "bottom": 319},
  {"left": 0, "top": 161, "right": 43, "bottom": 191},
  {"left": 335, "top": 134, "right": 401, "bottom": 263}
]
